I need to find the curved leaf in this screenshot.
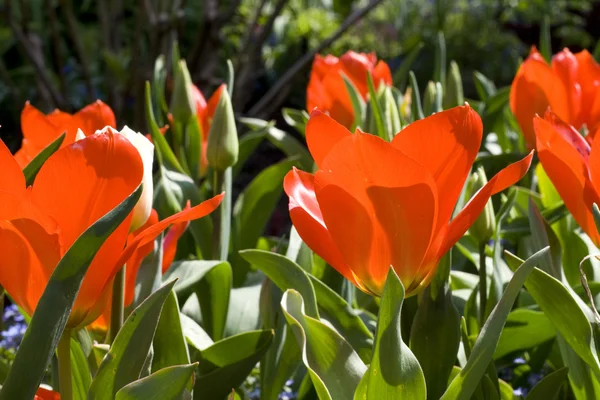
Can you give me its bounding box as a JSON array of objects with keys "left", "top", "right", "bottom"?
[
  {"left": 22, "top": 132, "right": 65, "bottom": 186},
  {"left": 115, "top": 364, "right": 197, "bottom": 400}
]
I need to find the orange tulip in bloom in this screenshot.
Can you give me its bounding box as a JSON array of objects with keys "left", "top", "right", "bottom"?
[
  {"left": 90, "top": 208, "right": 190, "bottom": 331},
  {"left": 285, "top": 106, "right": 533, "bottom": 296},
  {"left": 15, "top": 100, "right": 116, "bottom": 167},
  {"left": 510, "top": 47, "right": 600, "bottom": 149},
  {"left": 0, "top": 131, "right": 223, "bottom": 330},
  {"left": 307, "top": 51, "right": 392, "bottom": 128},
  {"left": 534, "top": 110, "right": 600, "bottom": 245}
]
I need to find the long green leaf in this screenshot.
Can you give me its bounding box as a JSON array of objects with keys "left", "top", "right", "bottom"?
[
  {"left": 0, "top": 185, "right": 142, "bottom": 400},
  {"left": 282, "top": 290, "right": 366, "bottom": 400},
  {"left": 360, "top": 269, "right": 426, "bottom": 399},
  {"left": 88, "top": 281, "right": 177, "bottom": 399},
  {"left": 341, "top": 72, "right": 366, "bottom": 131},
  {"left": 115, "top": 364, "right": 197, "bottom": 400},
  {"left": 22, "top": 133, "right": 65, "bottom": 186},
  {"left": 367, "top": 71, "right": 388, "bottom": 140},
  {"left": 71, "top": 337, "right": 92, "bottom": 400},
  {"left": 525, "top": 367, "right": 568, "bottom": 400},
  {"left": 409, "top": 71, "right": 424, "bottom": 121},
  {"left": 441, "top": 247, "right": 550, "bottom": 400},
  {"left": 152, "top": 291, "right": 190, "bottom": 372},
  {"left": 196, "top": 261, "right": 232, "bottom": 341},
  {"left": 163, "top": 260, "right": 230, "bottom": 302}
]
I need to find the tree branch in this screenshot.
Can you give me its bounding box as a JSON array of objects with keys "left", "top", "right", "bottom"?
[{"left": 247, "top": 0, "right": 385, "bottom": 117}]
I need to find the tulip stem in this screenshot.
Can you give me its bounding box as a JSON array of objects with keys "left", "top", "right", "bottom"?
[
  {"left": 212, "top": 168, "right": 231, "bottom": 260},
  {"left": 479, "top": 243, "right": 487, "bottom": 326},
  {"left": 57, "top": 330, "right": 72, "bottom": 400},
  {"left": 109, "top": 266, "right": 126, "bottom": 343}
]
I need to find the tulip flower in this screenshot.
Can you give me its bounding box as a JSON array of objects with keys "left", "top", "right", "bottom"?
[
  {"left": 83, "top": 126, "right": 155, "bottom": 230},
  {"left": 307, "top": 51, "right": 392, "bottom": 128},
  {"left": 510, "top": 47, "right": 600, "bottom": 149},
  {"left": 15, "top": 101, "right": 116, "bottom": 167},
  {"left": 0, "top": 131, "right": 223, "bottom": 330},
  {"left": 285, "top": 105, "right": 533, "bottom": 296},
  {"left": 35, "top": 387, "right": 60, "bottom": 400},
  {"left": 533, "top": 110, "right": 600, "bottom": 245},
  {"left": 192, "top": 83, "right": 225, "bottom": 174},
  {"left": 90, "top": 208, "right": 190, "bottom": 331}
]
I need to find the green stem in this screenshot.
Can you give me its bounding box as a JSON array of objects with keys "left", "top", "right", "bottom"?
[
  {"left": 212, "top": 169, "right": 225, "bottom": 259},
  {"left": 479, "top": 242, "right": 487, "bottom": 326},
  {"left": 109, "top": 265, "right": 126, "bottom": 343},
  {"left": 57, "top": 330, "right": 72, "bottom": 400}
]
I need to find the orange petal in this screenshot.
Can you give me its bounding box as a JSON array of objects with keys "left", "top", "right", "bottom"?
[
  {"left": 391, "top": 104, "right": 483, "bottom": 235},
  {"left": 17, "top": 103, "right": 68, "bottom": 167},
  {"left": 72, "top": 100, "right": 116, "bottom": 141},
  {"left": 372, "top": 60, "right": 393, "bottom": 87},
  {"left": 542, "top": 109, "right": 590, "bottom": 162},
  {"left": 35, "top": 387, "right": 60, "bottom": 400},
  {"left": 0, "top": 218, "right": 61, "bottom": 317},
  {"left": 0, "top": 140, "right": 27, "bottom": 218},
  {"left": 192, "top": 84, "right": 208, "bottom": 122},
  {"left": 283, "top": 168, "right": 354, "bottom": 285},
  {"left": 552, "top": 49, "right": 582, "bottom": 124},
  {"left": 339, "top": 51, "right": 374, "bottom": 96},
  {"left": 30, "top": 131, "right": 144, "bottom": 326},
  {"left": 510, "top": 51, "right": 571, "bottom": 149},
  {"left": 162, "top": 210, "right": 190, "bottom": 274},
  {"left": 305, "top": 110, "right": 352, "bottom": 168},
  {"left": 321, "top": 69, "right": 356, "bottom": 128},
  {"left": 574, "top": 50, "right": 600, "bottom": 132},
  {"left": 437, "top": 151, "right": 533, "bottom": 259},
  {"left": 314, "top": 133, "right": 437, "bottom": 295}
]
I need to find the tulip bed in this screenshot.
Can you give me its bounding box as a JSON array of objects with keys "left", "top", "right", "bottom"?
[{"left": 1, "top": 29, "right": 600, "bottom": 400}]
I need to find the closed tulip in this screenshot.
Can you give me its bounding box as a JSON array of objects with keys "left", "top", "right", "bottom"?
[
  {"left": 533, "top": 110, "right": 600, "bottom": 245},
  {"left": 0, "top": 131, "right": 223, "bottom": 330},
  {"left": 307, "top": 51, "right": 392, "bottom": 128},
  {"left": 15, "top": 101, "right": 116, "bottom": 167},
  {"left": 510, "top": 47, "right": 600, "bottom": 149},
  {"left": 285, "top": 105, "right": 533, "bottom": 296}
]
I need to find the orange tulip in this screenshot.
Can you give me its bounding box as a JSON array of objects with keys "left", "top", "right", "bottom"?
[
  {"left": 534, "top": 110, "right": 600, "bottom": 245},
  {"left": 15, "top": 101, "right": 116, "bottom": 167},
  {"left": 510, "top": 47, "right": 600, "bottom": 149},
  {"left": 191, "top": 83, "right": 226, "bottom": 173},
  {"left": 90, "top": 207, "right": 190, "bottom": 331},
  {"left": 0, "top": 131, "right": 223, "bottom": 329},
  {"left": 35, "top": 387, "right": 60, "bottom": 400},
  {"left": 307, "top": 51, "right": 392, "bottom": 129},
  {"left": 284, "top": 106, "right": 533, "bottom": 296}
]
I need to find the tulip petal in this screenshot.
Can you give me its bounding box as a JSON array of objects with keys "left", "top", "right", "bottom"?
[
  {"left": 438, "top": 151, "right": 533, "bottom": 260},
  {"left": 283, "top": 168, "right": 355, "bottom": 286},
  {"left": 534, "top": 114, "right": 600, "bottom": 244},
  {"left": 75, "top": 100, "right": 117, "bottom": 139},
  {"left": 542, "top": 110, "right": 590, "bottom": 162},
  {"left": 372, "top": 60, "right": 393, "bottom": 87},
  {"left": 162, "top": 209, "right": 191, "bottom": 274},
  {"left": 320, "top": 71, "right": 355, "bottom": 128},
  {"left": 35, "top": 387, "right": 60, "bottom": 400},
  {"left": 574, "top": 50, "right": 600, "bottom": 133},
  {"left": 552, "top": 49, "right": 582, "bottom": 123},
  {"left": 0, "top": 218, "right": 61, "bottom": 316},
  {"left": 30, "top": 131, "right": 144, "bottom": 322},
  {"left": 0, "top": 140, "right": 28, "bottom": 220},
  {"left": 391, "top": 105, "right": 482, "bottom": 235},
  {"left": 510, "top": 50, "right": 571, "bottom": 149},
  {"left": 306, "top": 110, "right": 352, "bottom": 168},
  {"left": 314, "top": 133, "right": 437, "bottom": 295}
]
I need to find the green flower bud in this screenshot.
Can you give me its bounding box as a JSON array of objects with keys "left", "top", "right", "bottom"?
[
  {"left": 467, "top": 167, "right": 496, "bottom": 243},
  {"left": 443, "top": 60, "right": 464, "bottom": 109},
  {"left": 206, "top": 88, "right": 238, "bottom": 170},
  {"left": 422, "top": 81, "right": 437, "bottom": 117},
  {"left": 170, "top": 60, "right": 195, "bottom": 123}
]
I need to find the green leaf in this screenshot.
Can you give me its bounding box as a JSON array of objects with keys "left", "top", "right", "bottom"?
[
  {"left": 239, "top": 118, "right": 312, "bottom": 171},
  {"left": 145, "top": 82, "right": 185, "bottom": 174},
  {"left": 494, "top": 309, "right": 555, "bottom": 359},
  {"left": 282, "top": 108, "right": 309, "bottom": 136},
  {"left": 233, "top": 130, "right": 266, "bottom": 178},
  {"left": 539, "top": 14, "right": 552, "bottom": 63},
  {"left": 473, "top": 71, "right": 497, "bottom": 100},
  {"left": 184, "top": 117, "right": 202, "bottom": 181},
  {"left": 409, "top": 71, "right": 424, "bottom": 121},
  {"left": 341, "top": 72, "right": 367, "bottom": 131},
  {"left": 88, "top": 281, "right": 177, "bottom": 400},
  {"left": 309, "top": 276, "right": 373, "bottom": 362},
  {"left": 0, "top": 184, "right": 142, "bottom": 400},
  {"left": 525, "top": 367, "right": 568, "bottom": 400},
  {"left": 152, "top": 291, "right": 190, "bottom": 372},
  {"left": 240, "top": 250, "right": 319, "bottom": 318},
  {"left": 224, "top": 284, "right": 262, "bottom": 336},
  {"left": 382, "top": 87, "right": 402, "bottom": 134},
  {"left": 434, "top": 31, "right": 447, "bottom": 88},
  {"left": 410, "top": 283, "right": 460, "bottom": 399},
  {"left": 232, "top": 157, "right": 299, "bottom": 284},
  {"left": 505, "top": 252, "right": 600, "bottom": 378},
  {"left": 443, "top": 60, "right": 464, "bottom": 109},
  {"left": 71, "top": 337, "right": 92, "bottom": 400},
  {"left": 196, "top": 260, "right": 232, "bottom": 341},
  {"left": 360, "top": 269, "right": 426, "bottom": 399},
  {"left": 393, "top": 42, "right": 424, "bottom": 89},
  {"left": 180, "top": 313, "right": 214, "bottom": 351},
  {"left": 22, "top": 132, "right": 65, "bottom": 186},
  {"left": 163, "top": 260, "right": 230, "bottom": 302},
  {"left": 115, "top": 364, "right": 197, "bottom": 400},
  {"left": 366, "top": 71, "right": 387, "bottom": 140},
  {"left": 193, "top": 330, "right": 274, "bottom": 399},
  {"left": 441, "top": 247, "right": 550, "bottom": 400},
  {"left": 282, "top": 290, "right": 366, "bottom": 400}
]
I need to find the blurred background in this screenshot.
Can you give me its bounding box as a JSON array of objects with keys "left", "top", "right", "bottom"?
[{"left": 0, "top": 0, "right": 598, "bottom": 150}]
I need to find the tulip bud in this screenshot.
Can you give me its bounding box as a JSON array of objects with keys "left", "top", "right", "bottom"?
[
  {"left": 443, "top": 61, "right": 464, "bottom": 109},
  {"left": 170, "top": 60, "right": 196, "bottom": 124},
  {"left": 206, "top": 88, "right": 238, "bottom": 171},
  {"left": 90, "top": 126, "right": 155, "bottom": 231},
  {"left": 423, "top": 81, "right": 438, "bottom": 117},
  {"left": 467, "top": 167, "right": 495, "bottom": 243}
]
